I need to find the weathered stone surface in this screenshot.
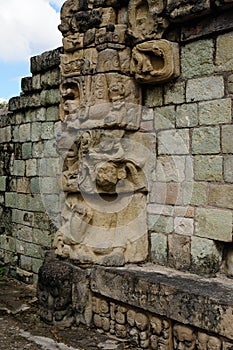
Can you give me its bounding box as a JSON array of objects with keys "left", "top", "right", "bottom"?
[
  {"left": 154, "top": 105, "right": 176, "bottom": 130},
  {"left": 181, "top": 39, "right": 214, "bottom": 78},
  {"left": 216, "top": 32, "right": 233, "bottom": 71},
  {"left": 30, "top": 48, "right": 62, "bottom": 74},
  {"left": 208, "top": 184, "right": 233, "bottom": 209},
  {"left": 192, "top": 127, "right": 220, "bottom": 154},
  {"left": 176, "top": 103, "right": 198, "bottom": 128},
  {"left": 91, "top": 265, "right": 233, "bottom": 340},
  {"left": 222, "top": 125, "right": 233, "bottom": 153},
  {"left": 164, "top": 81, "right": 185, "bottom": 105},
  {"left": 144, "top": 86, "right": 163, "bottom": 107},
  {"left": 174, "top": 217, "right": 194, "bottom": 236},
  {"left": 199, "top": 98, "right": 232, "bottom": 125},
  {"left": 181, "top": 10, "right": 233, "bottom": 41},
  {"left": 191, "top": 236, "right": 222, "bottom": 275},
  {"left": 166, "top": 0, "right": 210, "bottom": 20},
  {"left": 168, "top": 234, "right": 191, "bottom": 270},
  {"left": 224, "top": 155, "right": 233, "bottom": 182},
  {"left": 183, "top": 182, "right": 207, "bottom": 206},
  {"left": 186, "top": 76, "right": 224, "bottom": 102},
  {"left": 150, "top": 233, "right": 167, "bottom": 265},
  {"left": 148, "top": 214, "right": 173, "bottom": 234},
  {"left": 196, "top": 208, "right": 233, "bottom": 241},
  {"left": 155, "top": 155, "right": 186, "bottom": 182},
  {"left": 158, "top": 129, "right": 190, "bottom": 155},
  {"left": 150, "top": 181, "right": 182, "bottom": 205},
  {"left": 194, "top": 155, "right": 223, "bottom": 181}
]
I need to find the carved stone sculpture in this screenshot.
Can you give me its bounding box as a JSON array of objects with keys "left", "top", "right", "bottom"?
[
  {"left": 173, "top": 324, "right": 197, "bottom": 350},
  {"left": 53, "top": 0, "right": 179, "bottom": 265}
]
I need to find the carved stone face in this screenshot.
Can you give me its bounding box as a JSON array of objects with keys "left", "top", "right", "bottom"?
[
  {"left": 150, "top": 316, "right": 163, "bottom": 335},
  {"left": 173, "top": 325, "right": 196, "bottom": 350},
  {"left": 207, "top": 336, "right": 221, "bottom": 350}
]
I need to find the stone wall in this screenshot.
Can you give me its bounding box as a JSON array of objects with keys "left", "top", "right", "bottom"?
[{"left": 0, "top": 48, "right": 62, "bottom": 282}]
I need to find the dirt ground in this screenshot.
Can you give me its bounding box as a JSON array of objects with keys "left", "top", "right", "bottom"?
[{"left": 0, "top": 277, "right": 132, "bottom": 350}]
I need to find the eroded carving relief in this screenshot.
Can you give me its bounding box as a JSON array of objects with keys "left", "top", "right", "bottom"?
[
  {"left": 53, "top": 0, "right": 179, "bottom": 265},
  {"left": 92, "top": 295, "right": 229, "bottom": 350}
]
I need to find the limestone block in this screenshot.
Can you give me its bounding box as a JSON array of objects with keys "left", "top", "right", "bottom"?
[
  {"left": 12, "top": 160, "right": 25, "bottom": 176},
  {"left": 222, "top": 125, "right": 233, "bottom": 153},
  {"left": 131, "top": 40, "right": 180, "bottom": 84},
  {"left": 144, "top": 86, "right": 163, "bottom": 107},
  {"left": 181, "top": 39, "right": 214, "bottom": 78},
  {"left": 41, "top": 68, "right": 60, "bottom": 88},
  {"left": 192, "top": 127, "right": 220, "bottom": 154},
  {"left": 30, "top": 47, "right": 62, "bottom": 74},
  {"left": 176, "top": 103, "right": 198, "bottom": 128},
  {"left": 148, "top": 214, "right": 173, "bottom": 234},
  {"left": 16, "top": 226, "right": 33, "bottom": 243},
  {"left": 44, "top": 140, "right": 58, "bottom": 157},
  {"left": 186, "top": 76, "right": 224, "bottom": 102},
  {"left": 191, "top": 236, "right": 222, "bottom": 275},
  {"left": 208, "top": 184, "right": 233, "bottom": 209},
  {"left": 174, "top": 217, "right": 194, "bottom": 236},
  {"left": 26, "top": 159, "right": 37, "bottom": 177},
  {"left": 224, "top": 155, "right": 233, "bottom": 182},
  {"left": 22, "top": 143, "right": 32, "bottom": 159},
  {"left": 32, "top": 74, "right": 41, "bottom": 91},
  {"left": 32, "top": 228, "right": 52, "bottom": 247},
  {"left": 41, "top": 122, "right": 54, "bottom": 140},
  {"left": 16, "top": 178, "right": 30, "bottom": 194},
  {"left": 21, "top": 77, "right": 33, "bottom": 93},
  {"left": 183, "top": 182, "right": 207, "bottom": 206},
  {"left": 0, "top": 126, "right": 11, "bottom": 143},
  {"left": 155, "top": 155, "right": 186, "bottom": 182},
  {"left": 157, "top": 129, "right": 190, "bottom": 155},
  {"left": 154, "top": 105, "right": 176, "bottom": 130},
  {"left": 46, "top": 106, "right": 60, "bottom": 121},
  {"left": 25, "top": 108, "right": 46, "bottom": 123},
  {"left": 150, "top": 181, "right": 182, "bottom": 205},
  {"left": 164, "top": 81, "right": 185, "bottom": 105},
  {"left": 194, "top": 155, "right": 223, "bottom": 181},
  {"left": 150, "top": 232, "right": 167, "bottom": 265},
  {"left": 196, "top": 208, "right": 233, "bottom": 241},
  {"left": 40, "top": 89, "right": 60, "bottom": 106},
  {"left": 199, "top": 98, "right": 232, "bottom": 125},
  {"left": 216, "top": 32, "right": 233, "bottom": 71},
  {"left": 18, "top": 124, "right": 31, "bottom": 143},
  {"left": 168, "top": 234, "right": 191, "bottom": 270},
  {"left": 0, "top": 176, "right": 6, "bottom": 191}
]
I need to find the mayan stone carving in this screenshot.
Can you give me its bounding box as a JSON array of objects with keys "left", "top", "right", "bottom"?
[{"left": 53, "top": 0, "right": 179, "bottom": 265}]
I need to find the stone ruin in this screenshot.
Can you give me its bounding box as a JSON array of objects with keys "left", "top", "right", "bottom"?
[{"left": 1, "top": 0, "right": 233, "bottom": 349}]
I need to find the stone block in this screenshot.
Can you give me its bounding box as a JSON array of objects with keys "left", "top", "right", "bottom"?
[
  {"left": 174, "top": 206, "right": 195, "bottom": 218},
  {"left": 164, "top": 81, "right": 185, "bottom": 105},
  {"left": 38, "top": 158, "right": 61, "bottom": 177},
  {"left": 158, "top": 129, "right": 190, "bottom": 155},
  {"left": 30, "top": 177, "right": 41, "bottom": 194},
  {"left": 148, "top": 214, "right": 173, "bottom": 233},
  {"left": 150, "top": 182, "right": 182, "bottom": 205},
  {"left": 176, "top": 103, "right": 198, "bottom": 128},
  {"left": 186, "top": 76, "right": 224, "bottom": 102},
  {"left": 181, "top": 39, "right": 214, "bottom": 78},
  {"left": 26, "top": 159, "right": 37, "bottom": 177},
  {"left": 12, "top": 160, "right": 25, "bottom": 176},
  {"left": 196, "top": 208, "right": 232, "bottom": 241},
  {"left": 16, "top": 178, "right": 30, "bottom": 194},
  {"left": 222, "top": 125, "right": 233, "bottom": 153},
  {"left": 147, "top": 203, "right": 174, "bottom": 216},
  {"left": 25, "top": 108, "right": 46, "bottom": 122},
  {"left": 22, "top": 143, "right": 32, "bottom": 159},
  {"left": 166, "top": 0, "right": 210, "bottom": 20},
  {"left": 21, "top": 77, "right": 33, "bottom": 93},
  {"left": 32, "top": 228, "right": 52, "bottom": 247},
  {"left": 208, "top": 184, "right": 233, "bottom": 209},
  {"left": 168, "top": 234, "right": 191, "bottom": 270},
  {"left": 31, "top": 74, "right": 41, "bottom": 90},
  {"left": 27, "top": 194, "right": 45, "bottom": 212},
  {"left": 155, "top": 156, "right": 186, "bottom": 182},
  {"left": 224, "top": 155, "right": 233, "bottom": 182},
  {"left": 0, "top": 126, "right": 11, "bottom": 143},
  {"left": 41, "top": 122, "right": 54, "bottom": 140},
  {"left": 30, "top": 47, "right": 62, "bottom": 74},
  {"left": 32, "top": 258, "right": 43, "bottom": 274},
  {"left": 192, "top": 127, "right": 220, "bottom": 154},
  {"left": 194, "top": 155, "right": 223, "bottom": 181},
  {"left": 154, "top": 106, "right": 176, "bottom": 130},
  {"left": 216, "top": 32, "right": 233, "bottom": 71},
  {"left": 31, "top": 122, "right": 42, "bottom": 142},
  {"left": 0, "top": 176, "right": 6, "bottom": 191},
  {"left": 19, "top": 123, "right": 31, "bottom": 142},
  {"left": 41, "top": 68, "right": 60, "bottom": 88},
  {"left": 16, "top": 240, "right": 44, "bottom": 259},
  {"left": 191, "top": 236, "right": 222, "bottom": 275},
  {"left": 199, "top": 98, "right": 232, "bottom": 125},
  {"left": 40, "top": 89, "right": 60, "bottom": 106},
  {"left": 46, "top": 106, "right": 59, "bottom": 121},
  {"left": 42, "top": 194, "right": 61, "bottom": 213},
  {"left": 150, "top": 232, "right": 167, "bottom": 265},
  {"left": 174, "top": 217, "right": 194, "bottom": 236},
  {"left": 144, "top": 86, "right": 163, "bottom": 107},
  {"left": 16, "top": 226, "right": 33, "bottom": 242},
  {"left": 32, "top": 142, "right": 44, "bottom": 158},
  {"left": 40, "top": 177, "right": 60, "bottom": 194},
  {"left": 44, "top": 140, "right": 58, "bottom": 157},
  {"left": 183, "top": 182, "right": 207, "bottom": 206},
  {"left": 20, "top": 255, "right": 33, "bottom": 271}
]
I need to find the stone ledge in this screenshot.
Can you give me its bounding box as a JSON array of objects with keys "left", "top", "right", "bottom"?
[{"left": 91, "top": 264, "right": 233, "bottom": 340}]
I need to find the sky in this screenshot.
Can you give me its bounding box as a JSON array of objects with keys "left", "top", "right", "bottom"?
[{"left": 0, "top": 0, "right": 66, "bottom": 101}]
